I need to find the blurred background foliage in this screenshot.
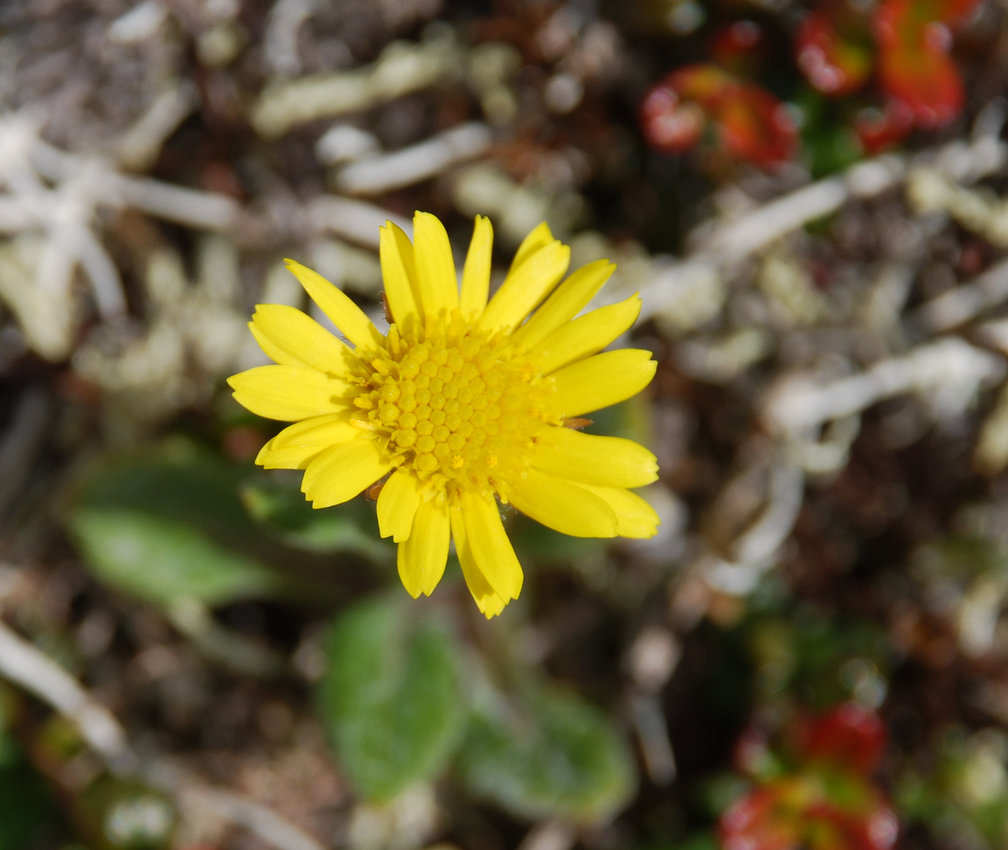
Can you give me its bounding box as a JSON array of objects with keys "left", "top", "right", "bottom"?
[{"left": 2, "top": 1, "right": 1008, "bottom": 848}]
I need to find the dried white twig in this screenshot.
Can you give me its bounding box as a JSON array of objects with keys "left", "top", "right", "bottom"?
[
  {"left": 335, "top": 122, "right": 493, "bottom": 195},
  {"left": 28, "top": 134, "right": 240, "bottom": 232},
  {"left": 678, "top": 127, "right": 1007, "bottom": 276},
  {"left": 517, "top": 820, "right": 577, "bottom": 850},
  {"left": 253, "top": 30, "right": 463, "bottom": 137},
  {"left": 0, "top": 618, "right": 328, "bottom": 850},
  {"left": 0, "top": 619, "right": 133, "bottom": 767},
  {"left": 116, "top": 83, "right": 198, "bottom": 170},
  {"left": 178, "top": 786, "right": 329, "bottom": 850},
  {"left": 629, "top": 693, "right": 676, "bottom": 784},
  {"left": 911, "top": 256, "right": 1008, "bottom": 333},
  {"left": 702, "top": 461, "right": 805, "bottom": 596},
  {"left": 107, "top": 0, "right": 168, "bottom": 44},
  {"left": 308, "top": 195, "right": 409, "bottom": 248},
  {"left": 765, "top": 337, "right": 1005, "bottom": 438}
]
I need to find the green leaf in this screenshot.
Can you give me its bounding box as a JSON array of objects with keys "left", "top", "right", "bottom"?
[
  {"left": 240, "top": 477, "right": 388, "bottom": 560},
  {"left": 66, "top": 444, "right": 280, "bottom": 607},
  {"left": 456, "top": 681, "right": 637, "bottom": 821},
  {"left": 317, "top": 595, "right": 466, "bottom": 801},
  {"left": 0, "top": 734, "right": 61, "bottom": 850}
]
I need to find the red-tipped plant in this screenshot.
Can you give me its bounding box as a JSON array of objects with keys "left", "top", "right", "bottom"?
[{"left": 719, "top": 704, "right": 898, "bottom": 850}]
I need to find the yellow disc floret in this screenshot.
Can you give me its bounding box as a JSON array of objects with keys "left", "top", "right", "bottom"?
[{"left": 353, "top": 313, "right": 555, "bottom": 498}]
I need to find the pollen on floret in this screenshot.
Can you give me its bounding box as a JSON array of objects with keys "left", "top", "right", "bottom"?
[{"left": 356, "top": 310, "right": 559, "bottom": 496}]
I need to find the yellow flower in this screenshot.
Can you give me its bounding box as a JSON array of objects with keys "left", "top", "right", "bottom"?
[{"left": 228, "top": 212, "right": 659, "bottom": 617}]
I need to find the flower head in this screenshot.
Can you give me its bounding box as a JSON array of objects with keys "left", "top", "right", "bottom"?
[{"left": 228, "top": 212, "right": 659, "bottom": 617}]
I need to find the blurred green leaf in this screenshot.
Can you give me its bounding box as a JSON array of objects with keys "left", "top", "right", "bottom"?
[
  {"left": 317, "top": 595, "right": 465, "bottom": 801},
  {"left": 456, "top": 681, "right": 636, "bottom": 821},
  {"left": 240, "top": 477, "right": 388, "bottom": 560},
  {"left": 0, "top": 733, "right": 60, "bottom": 850},
  {"left": 798, "top": 92, "right": 864, "bottom": 177},
  {"left": 745, "top": 608, "right": 891, "bottom": 708},
  {"left": 915, "top": 533, "right": 1008, "bottom": 583},
  {"left": 896, "top": 726, "right": 1008, "bottom": 850},
  {"left": 511, "top": 512, "right": 607, "bottom": 562},
  {"left": 67, "top": 444, "right": 281, "bottom": 607}
]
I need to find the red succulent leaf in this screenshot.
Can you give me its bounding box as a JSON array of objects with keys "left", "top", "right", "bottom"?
[
  {"left": 712, "top": 20, "right": 770, "bottom": 75},
  {"left": 797, "top": 703, "right": 887, "bottom": 776},
  {"left": 941, "top": 0, "right": 983, "bottom": 26},
  {"left": 714, "top": 85, "right": 797, "bottom": 166},
  {"left": 670, "top": 64, "right": 739, "bottom": 102},
  {"left": 640, "top": 79, "right": 706, "bottom": 153},
  {"left": 877, "top": 0, "right": 981, "bottom": 35},
  {"left": 720, "top": 781, "right": 806, "bottom": 850},
  {"left": 640, "top": 66, "right": 738, "bottom": 153},
  {"left": 795, "top": 2, "right": 875, "bottom": 96},
  {"left": 853, "top": 101, "right": 914, "bottom": 153},
  {"left": 640, "top": 65, "right": 795, "bottom": 167},
  {"left": 719, "top": 776, "right": 898, "bottom": 850},
  {"left": 873, "top": 0, "right": 970, "bottom": 128},
  {"left": 877, "top": 36, "right": 963, "bottom": 127}
]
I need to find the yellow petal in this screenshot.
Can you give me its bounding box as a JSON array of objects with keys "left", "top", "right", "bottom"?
[
  {"left": 548, "top": 349, "right": 657, "bottom": 418},
  {"left": 529, "top": 427, "right": 658, "bottom": 488},
  {"left": 300, "top": 438, "right": 391, "bottom": 508},
  {"left": 249, "top": 304, "right": 357, "bottom": 374},
  {"left": 529, "top": 293, "right": 642, "bottom": 375},
  {"left": 376, "top": 469, "right": 422, "bottom": 542},
  {"left": 459, "top": 215, "right": 493, "bottom": 318},
  {"left": 255, "top": 413, "right": 359, "bottom": 469},
  {"left": 510, "top": 221, "right": 554, "bottom": 270},
  {"left": 579, "top": 484, "right": 661, "bottom": 538},
  {"left": 379, "top": 222, "right": 420, "bottom": 327},
  {"left": 505, "top": 467, "right": 617, "bottom": 537},
  {"left": 512, "top": 259, "right": 615, "bottom": 351},
  {"left": 283, "top": 258, "right": 382, "bottom": 351},
  {"left": 477, "top": 239, "right": 571, "bottom": 334},
  {"left": 397, "top": 498, "right": 450, "bottom": 597},
  {"left": 450, "top": 500, "right": 510, "bottom": 618},
  {"left": 458, "top": 490, "right": 523, "bottom": 598},
  {"left": 228, "top": 365, "right": 353, "bottom": 421},
  {"left": 412, "top": 211, "right": 459, "bottom": 320}
]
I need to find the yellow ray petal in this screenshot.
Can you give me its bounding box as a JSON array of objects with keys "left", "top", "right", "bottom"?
[
  {"left": 510, "top": 221, "right": 554, "bottom": 270},
  {"left": 459, "top": 215, "right": 493, "bottom": 318},
  {"left": 397, "top": 498, "right": 450, "bottom": 597},
  {"left": 256, "top": 413, "right": 359, "bottom": 469},
  {"left": 300, "top": 438, "right": 391, "bottom": 508},
  {"left": 529, "top": 426, "right": 658, "bottom": 488},
  {"left": 268, "top": 412, "right": 356, "bottom": 449},
  {"left": 283, "top": 258, "right": 382, "bottom": 351},
  {"left": 228, "top": 365, "right": 353, "bottom": 421},
  {"left": 477, "top": 240, "right": 571, "bottom": 334},
  {"left": 458, "top": 490, "right": 523, "bottom": 601},
  {"left": 412, "top": 212, "right": 459, "bottom": 320},
  {"left": 511, "top": 259, "right": 615, "bottom": 351},
  {"left": 529, "top": 293, "right": 642, "bottom": 375},
  {"left": 379, "top": 222, "right": 420, "bottom": 327},
  {"left": 376, "top": 468, "right": 422, "bottom": 542},
  {"left": 548, "top": 349, "right": 657, "bottom": 418},
  {"left": 250, "top": 304, "right": 357, "bottom": 374},
  {"left": 505, "top": 467, "right": 618, "bottom": 538},
  {"left": 578, "top": 484, "right": 661, "bottom": 538},
  {"left": 450, "top": 500, "right": 509, "bottom": 618}
]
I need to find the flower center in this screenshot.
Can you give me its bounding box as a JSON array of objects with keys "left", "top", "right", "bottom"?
[{"left": 355, "top": 315, "right": 554, "bottom": 497}]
